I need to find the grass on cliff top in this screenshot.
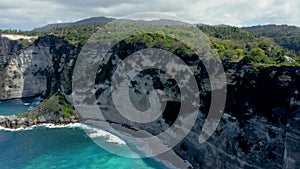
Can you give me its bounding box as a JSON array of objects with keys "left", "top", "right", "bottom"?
[
  {"left": 40, "top": 93, "right": 76, "bottom": 118},
  {"left": 18, "top": 93, "right": 76, "bottom": 120}
]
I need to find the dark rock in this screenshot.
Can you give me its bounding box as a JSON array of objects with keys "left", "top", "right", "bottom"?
[{"left": 0, "top": 113, "right": 78, "bottom": 129}]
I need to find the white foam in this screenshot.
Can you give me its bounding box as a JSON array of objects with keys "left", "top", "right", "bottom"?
[
  {"left": 0, "top": 123, "right": 126, "bottom": 145},
  {"left": 42, "top": 123, "right": 82, "bottom": 129},
  {"left": 81, "top": 124, "right": 126, "bottom": 145},
  {"left": 0, "top": 126, "right": 29, "bottom": 131},
  {"left": 0, "top": 123, "right": 82, "bottom": 132}
]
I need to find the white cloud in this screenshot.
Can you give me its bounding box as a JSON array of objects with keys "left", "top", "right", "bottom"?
[{"left": 0, "top": 0, "right": 299, "bottom": 30}]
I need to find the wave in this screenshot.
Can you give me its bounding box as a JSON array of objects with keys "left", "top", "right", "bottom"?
[
  {"left": 0, "top": 123, "right": 126, "bottom": 145},
  {"left": 0, "top": 123, "right": 82, "bottom": 132},
  {"left": 81, "top": 124, "right": 126, "bottom": 145}
]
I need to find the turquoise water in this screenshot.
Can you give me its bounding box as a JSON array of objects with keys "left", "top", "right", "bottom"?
[
  {"left": 0, "top": 100, "right": 168, "bottom": 169},
  {"left": 0, "top": 126, "right": 167, "bottom": 169},
  {"left": 0, "top": 98, "right": 35, "bottom": 115}
]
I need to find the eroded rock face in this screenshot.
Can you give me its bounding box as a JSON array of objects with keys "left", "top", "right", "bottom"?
[
  {"left": 0, "top": 34, "right": 299, "bottom": 169},
  {"left": 0, "top": 35, "right": 22, "bottom": 62},
  {"left": 83, "top": 46, "right": 300, "bottom": 169},
  {"left": 0, "top": 35, "right": 77, "bottom": 100},
  {"left": 1, "top": 45, "right": 52, "bottom": 99},
  {"left": 72, "top": 38, "right": 300, "bottom": 168},
  {"left": 173, "top": 63, "right": 300, "bottom": 169}
]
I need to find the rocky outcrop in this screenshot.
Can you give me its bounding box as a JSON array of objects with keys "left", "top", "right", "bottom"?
[
  {"left": 0, "top": 113, "right": 78, "bottom": 129},
  {"left": 0, "top": 93, "right": 78, "bottom": 129}
]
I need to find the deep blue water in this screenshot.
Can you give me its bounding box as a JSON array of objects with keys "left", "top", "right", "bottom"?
[{"left": 0, "top": 100, "right": 168, "bottom": 169}]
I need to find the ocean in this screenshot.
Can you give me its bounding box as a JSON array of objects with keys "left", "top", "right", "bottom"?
[
  {"left": 0, "top": 99, "right": 168, "bottom": 169},
  {"left": 0, "top": 98, "right": 35, "bottom": 116}
]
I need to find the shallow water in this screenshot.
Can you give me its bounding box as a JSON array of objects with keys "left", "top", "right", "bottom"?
[
  {"left": 0, "top": 98, "right": 35, "bottom": 115},
  {"left": 0, "top": 125, "right": 167, "bottom": 169},
  {"left": 0, "top": 99, "right": 168, "bottom": 169}
]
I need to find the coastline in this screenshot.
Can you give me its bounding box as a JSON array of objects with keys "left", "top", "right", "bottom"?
[
  {"left": 0, "top": 122, "right": 82, "bottom": 131},
  {"left": 82, "top": 120, "right": 193, "bottom": 169},
  {"left": 0, "top": 115, "right": 192, "bottom": 169},
  {"left": 110, "top": 122, "right": 193, "bottom": 169},
  {"left": 0, "top": 114, "right": 79, "bottom": 129}
]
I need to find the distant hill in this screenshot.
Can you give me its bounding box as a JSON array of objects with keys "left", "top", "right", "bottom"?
[
  {"left": 33, "top": 16, "right": 197, "bottom": 32},
  {"left": 32, "top": 16, "right": 115, "bottom": 32},
  {"left": 243, "top": 24, "right": 300, "bottom": 52},
  {"left": 72, "top": 16, "right": 115, "bottom": 25},
  {"left": 32, "top": 23, "right": 71, "bottom": 32},
  {"left": 1, "top": 17, "right": 299, "bottom": 66},
  {"left": 213, "top": 24, "right": 232, "bottom": 27},
  {"left": 115, "top": 18, "right": 189, "bottom": 26}
]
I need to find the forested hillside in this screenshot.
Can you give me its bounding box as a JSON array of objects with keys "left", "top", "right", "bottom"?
[
  {"left": 1, "top": 22, "right": 300, "bottom": 66},
  {"left": 243, "top": 24, "right": 300, "bottom": 52},
  {"left": 197, "top": 24, "right": 300, "bottom": 66}
]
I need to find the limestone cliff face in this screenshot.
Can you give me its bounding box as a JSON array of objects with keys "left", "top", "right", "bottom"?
[
  {"left": 0, "top": 35, "right": 22, "bottom": 63},
  {"left": 89, "top": 49, "right": 300, "bottom": 169},
  {"left": 0, "top": 34, "right": 299, "bottom": 169},
  {"left": 0, "top": 45, "right": 52, "bottom": 99},
  {"left": 172, "top": 63, "right": 300, "bottom": 169},
  {"left": 0, "top": 35, "right": 77, "bottom": 100}
]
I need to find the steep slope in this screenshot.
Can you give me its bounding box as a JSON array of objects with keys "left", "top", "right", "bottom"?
[
  {"left": 85, "top": 36, "right": 300, "bottom": 168},
  {"left": 0, "top": 23, "right": 299, "bottom": 169},
  {"left": 174, "top": 63, "right": 300, "bottom": 168},
  {"left": 0, "top": 35, "right": 78, "bottom": 100}
]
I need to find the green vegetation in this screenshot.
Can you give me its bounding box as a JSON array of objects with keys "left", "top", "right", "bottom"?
[
  {"left": 243, "top": 24, "right": 300, "bottom": 52},
  {"left": 198, "top": 25, "right": 300, "bottom": 66},
  {"left": 116, "top": 32, "right": 196, "bottom": 58},
  {"left": 1, "top": 22, "right": 300, "bottom": 66},
  {"left": 49, "top": 23, "right": 104, "bottom": 45},
  {"left": 0, "top": 29, "right": 44, "bottom": 36},
  {"left": 0, "top": 29, "right": 40, "bottom": 49},
  {"left": 63, "top": 103, "right": 73, "bottom": 118},
  {"left": 197, "top": 24, "right": 257, "bottom": 41},
  {"left": 41, "top": 93, "right": 76, "bottom": 118},
  {"left": 19, "top": 93, "right": 76, "bottom": 119},
  {"left": 19, "top": 38, "right": 34, "bottom": 48}
]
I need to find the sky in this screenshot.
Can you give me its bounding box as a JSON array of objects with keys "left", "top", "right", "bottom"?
[{"left": 0, "top": 0, "right": 299, "bottom": 30}]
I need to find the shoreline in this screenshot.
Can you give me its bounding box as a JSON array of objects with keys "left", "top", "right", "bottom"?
[
  {"left": 82, "top": 120, "right": 193, "bottom": 169},
  {"left": 0, "top": 122, "right": 82, "bottom": 131},
  {"left": 0, "top": 116, "right": 192, "bottom": 169},
  {"left": 0, "top": 94, "right": 43, "bottom": 102},
  {"left": 0, "top": 114, "right": 79, "bottom": 129}
]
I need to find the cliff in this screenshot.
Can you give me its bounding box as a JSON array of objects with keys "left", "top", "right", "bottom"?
[
  {"left": 0, "top": 35, "right": 78, "bottom": 100},
  {"left": 0, "top": 34, "right": 299, "bottom": 169},
  {"left": 173, "top": 63, "right": 300, "bottom": 168},
  {"left": 88, "top": 52, "right": 300, "bottom": 168}
]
